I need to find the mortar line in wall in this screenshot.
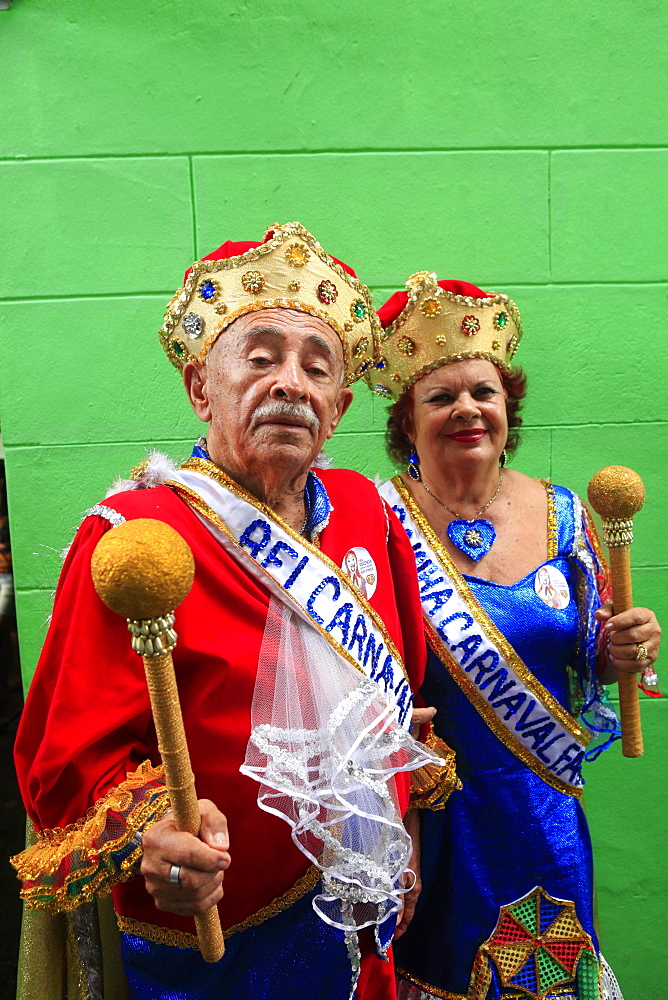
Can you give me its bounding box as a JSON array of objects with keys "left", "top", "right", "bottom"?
[
  {"left": 4, "top": 440, "right": 196, "bottom": 452},
  {"left": 1, "top": 145, "right": 667, "bottom": 164},
  {"left": 5, "top": 417, "right": 668, "bottom": 453},
  {"left": 2, "top": 280, "right": 667, "bottom": 305},
  {"left": 13, "top": 587, "right": 69, "bottom": 596},
  {"left": 188, "top": 155, "right": 198, "bottom": 259},
  {"left": 4, "top": 434, "right": 379, "bottom": 450},
  {"left": 530, "top": 419, "right": 668, "bottom": 428},
  {"left": 518, "top": 421, "right": 668, "bottom": 431},
  {"left": 0, "top": 292, "right": 175, "bottom": 303},
  {"left": 547, "top": 150, "right": 553, "bottom": 281}
]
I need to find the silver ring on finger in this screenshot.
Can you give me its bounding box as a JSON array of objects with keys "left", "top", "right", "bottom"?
[
  {"left": 635, "top": 643, "right": 649, "bottom": 661},
  {"left": 169, "top": 864, "right": 182, "bottom": 888}
]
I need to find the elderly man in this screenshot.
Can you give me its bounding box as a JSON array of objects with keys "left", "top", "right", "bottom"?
[{"left": 13, "top": 223, "right": 441, "bottom": 1000}]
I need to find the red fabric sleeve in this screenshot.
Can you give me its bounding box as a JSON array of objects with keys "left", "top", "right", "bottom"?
[{"left": 15, "top": 515, "right": 156, "bottom": 831}]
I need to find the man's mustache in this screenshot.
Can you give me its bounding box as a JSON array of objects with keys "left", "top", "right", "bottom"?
[{"left": 251, "top": 400, "right": 320, "bottom": 432}]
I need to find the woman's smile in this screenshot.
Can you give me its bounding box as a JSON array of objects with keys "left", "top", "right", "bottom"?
[{"left": 447, "top": 428, "right": 487, "bottom": 443}]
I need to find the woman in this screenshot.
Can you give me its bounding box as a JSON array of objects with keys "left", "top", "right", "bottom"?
[{"left": 367, "top": 272, "right": 661, "bottom": 1000}]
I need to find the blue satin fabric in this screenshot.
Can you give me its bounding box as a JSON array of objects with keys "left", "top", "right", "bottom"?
[
  {"left": 121, "top": 887, "right": 358, "bottom": 1000},
  {"left": 394, "top": 485, "right": 600, "bottom": 998}
]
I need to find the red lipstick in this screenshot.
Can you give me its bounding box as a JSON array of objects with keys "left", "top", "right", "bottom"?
[{"left": 449, "top": 430, "right": 486, "bottom": 443}]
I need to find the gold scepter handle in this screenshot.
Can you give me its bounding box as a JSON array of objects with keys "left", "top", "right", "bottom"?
[
  {"left": 91, "top": 517, "right": 225, "bottom": 962},
  {"left": 587, "top": 466, "right": 646, "bottom": 758}
]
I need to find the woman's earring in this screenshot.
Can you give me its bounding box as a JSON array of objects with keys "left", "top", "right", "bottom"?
[
  {"left": 500, "top": 449, "right": 508, "bottom": 468},
  {"left": 408, "top": 447, "right": 421, "bottom": 481}
]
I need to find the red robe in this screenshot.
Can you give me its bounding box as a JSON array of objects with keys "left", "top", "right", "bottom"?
[{"left": 15, "top": 468, "right": 426, "bottom": 992}]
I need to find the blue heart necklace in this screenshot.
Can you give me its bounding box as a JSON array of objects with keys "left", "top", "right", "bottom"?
[{"left": 421, "top": 472, "right": 504, "bottom": 562}]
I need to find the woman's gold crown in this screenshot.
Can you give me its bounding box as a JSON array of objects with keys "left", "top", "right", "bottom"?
[{"left": 366, "top": 271, "right": 523, "bottom": 402}]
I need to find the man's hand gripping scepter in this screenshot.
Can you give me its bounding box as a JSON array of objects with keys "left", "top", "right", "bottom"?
[{"left": 91, "top": 518, "right": 226, "bottom": 962}]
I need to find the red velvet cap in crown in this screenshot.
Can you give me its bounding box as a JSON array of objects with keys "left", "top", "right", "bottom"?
[
  {"left": 366, "top": 271, "right": 522, "bottom": 401},
  {"left": 158, "top": 222, "right": 380, "bottom": 386}
]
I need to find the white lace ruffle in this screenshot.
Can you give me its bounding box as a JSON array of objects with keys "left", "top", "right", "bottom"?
[
  {"left": 241, "top": 598, "right": 443, "bottom": 934},
  {"left": 600, "top": 954, "right": 624, "bottom": 1000}
]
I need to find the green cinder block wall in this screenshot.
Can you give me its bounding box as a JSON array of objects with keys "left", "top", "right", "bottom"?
[{"left": 1, "top": 1, "right": 665, "bottom": 995}]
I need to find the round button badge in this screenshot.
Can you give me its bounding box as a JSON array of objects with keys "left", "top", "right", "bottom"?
[
  {"left": 341, "top": 547, "right": 378, "bottom": 599},
  {"left": 534, "top": 565, "right": 570, "bottom": 609}
]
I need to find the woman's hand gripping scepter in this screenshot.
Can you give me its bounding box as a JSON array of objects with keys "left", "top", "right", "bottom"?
[{"left": 588, "top": 465, "right": 661, "bottom": 758}]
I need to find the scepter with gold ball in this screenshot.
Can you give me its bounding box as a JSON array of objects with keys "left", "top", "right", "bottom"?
[
  {"left": 91, "top": 517, "right": 225, "bottom": 962},
  {"left": 587, "top": 465, "right": 646, "bottom": 759}
]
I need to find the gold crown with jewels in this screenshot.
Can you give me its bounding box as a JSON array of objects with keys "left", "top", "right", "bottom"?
[
  {"left": 158, "top": 222, "right": 381, "bottom": 385},
  {"left": 366, "top": 271, "right": 523, "bottom": 401}
]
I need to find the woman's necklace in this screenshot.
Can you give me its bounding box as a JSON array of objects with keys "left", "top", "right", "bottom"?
[{"left": 421, "top": 471, "right": 504, "bottom": 562}]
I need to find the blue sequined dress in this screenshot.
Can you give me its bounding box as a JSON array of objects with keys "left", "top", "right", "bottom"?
[{"left": 394, "top": 485, "right": 622, "bottom": 1000}]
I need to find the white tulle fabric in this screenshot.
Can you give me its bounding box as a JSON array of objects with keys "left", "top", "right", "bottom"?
[
  {"left": 241, "top": 598, "right": 442, "bottom": 933},
  {"left": 600, "top": 956, "right": 625, "bottom": 1000}
]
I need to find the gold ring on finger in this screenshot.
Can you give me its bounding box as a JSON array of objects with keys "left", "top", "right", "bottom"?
[{"left": 635, "top": 643, "right": 649, "bottom": 661}]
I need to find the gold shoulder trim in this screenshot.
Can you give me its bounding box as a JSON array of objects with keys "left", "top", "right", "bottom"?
[
  {"left": 537, "top": 479, "right": 559, "bottom": 561},
  {"left": 116, "top": 916, "right": 199, "bottom": 951},
  {"left": 409, "top": 724, "right": 462, "bottom": 810},
  {"left": 117, "top": 865, "right": 321, "bottom": 950},
  {"left": 392, "top": 477, "right": 589, "bottom": 748},
  {"left": 224, "top": 864, "right": 321, "bottom": 937}
]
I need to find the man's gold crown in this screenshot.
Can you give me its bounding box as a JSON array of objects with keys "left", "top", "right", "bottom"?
[
  {"left": 159, "top": 222, "right": 381, "bottom": 385},
  {"left": 367, "top": 271, "right": 523, "bottom": 402}
]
